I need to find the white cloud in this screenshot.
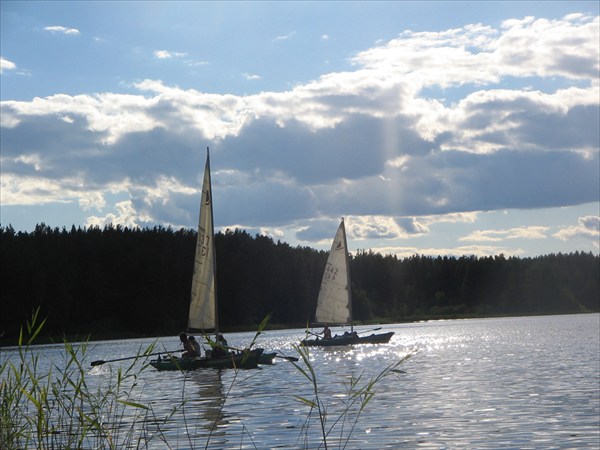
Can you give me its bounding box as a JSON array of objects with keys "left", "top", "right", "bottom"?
[
  {"left": 14, "top": 154, "right": 42, "bottom": 172},
  {"left": 154, "top": 50, "right": 187, "bottom": 59},
  {"left": 243, "top": 73, "right": 262, "bottom": 80},
  {"left": 259, "top": 227, "right": 285, "bottom": 239},
  {"left": 420, "top": 212, "right": 479, "bottom": 226},
  {"left": 78, "top": 192, "right": 107, "bottom": 211},
  {"left": 1, "top": 91, "right": 161, "bottom": 144},
  {"left": 274, "top": 31, "right": 296, "bottom": 41},
  {"left": 369, "top": 244, "right": 525, "bottom": 259},
  {"left": 0, "top": 57, "right": 16, "bottom": 74},
  {"left": 1, "top": 173, "right": 87, "bottom": 206},
  {"left": 313, "top": 213, "right": 477, "bottom": 244},
  {"left": 142, "top": 176, "right": 197, "bottom": 206},
  {"left": 185, "top": 60, "right": 210, "bottom": 67},
  {"left": 85, "top": 200, "right": 139, "bottom": 228},
  {"left": 553, "top": 215, "right": 600, "bottom": 248},
  {"left": 0, "top": 169, "right": 137, "bottom": 213},
  {"left": 44, "top": 26, "right": 80, "bottom": 35},
  {"left": 353, "top": 14, "right": 598, "bottom": 87},
  {"left": 460, "top": 226, "right": 549, "bottom": 242},
  {"left": 347, "top": 215, "right": 415, "bottom": 240}
]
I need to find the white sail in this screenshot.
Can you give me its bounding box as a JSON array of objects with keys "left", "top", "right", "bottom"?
[
  {"left": 188, "top": 150, "right": 217, "bottom": 332},
  {"left": 314, "top": 219, "right": 352, "bottom": 326}
]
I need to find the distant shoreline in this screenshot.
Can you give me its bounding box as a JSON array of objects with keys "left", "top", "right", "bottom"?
[{"left": 2, "top": 311, "right": 596, "bottom": 348}]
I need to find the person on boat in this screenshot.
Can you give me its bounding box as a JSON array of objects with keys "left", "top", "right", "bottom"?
[
  {"left": 179, "top": 332, "right": 198, "bottom": 358},
  {"left": 212, "top": 334, "right": 229, "bottom": 358},
  {"left": 218, "top": 334, "right": 228, "bottom": 347},
  {"left": 322, "top": 325, "right": 332, "bottom": 340},
  {"left": 189, "top": 335, "right": 201, "bottom": 357}
]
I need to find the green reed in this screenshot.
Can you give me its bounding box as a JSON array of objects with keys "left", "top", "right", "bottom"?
[
  {"left": 0, "top": 309, "right": 182, "bottom": 449},
  {"left": 291, "top": 334, "right": 415, "bottom": 449},
  {"left": 1, "top": 311, "right": 413, "bottom": 449}
]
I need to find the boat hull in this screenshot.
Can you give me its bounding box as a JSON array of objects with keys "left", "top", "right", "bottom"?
[
  {"left": 301, "top": 331, "right": 395, "bottom": 347},
  {"left": 150, "top": 348, "right": 263, "bottom": 370},
  {"left": 258, "top": 351, "right": 277, "bottom": 365}
]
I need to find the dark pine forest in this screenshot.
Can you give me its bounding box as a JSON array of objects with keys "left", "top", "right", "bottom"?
[{"left": 1, "top": 224, "right": 598, "bottom": 343}]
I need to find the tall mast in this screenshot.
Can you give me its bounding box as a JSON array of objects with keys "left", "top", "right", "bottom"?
[
  {"left": 341, "top": 217, "right": 353, "bottom": 333},
  {"left": 206, "top": 147, "right": 219, "bottom": 338}
]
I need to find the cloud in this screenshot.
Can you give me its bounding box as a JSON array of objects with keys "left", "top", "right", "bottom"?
[
  {"left": 368, "top": 244, "right": 525, "bottom": 259},
  {"left": 185, "top": 60, "right": 210, "bottom": 67},
  {"left": 86, "top": 200, "right": 139, "bottom": 228},
  {"left": 154, "top": 50, "right": 187, "bottom": 59},
  {"left": 352, "top": 14, "right": 599, "bottom": 88},
  {"left": 347, "top": 216, "right": 429, "bottom": 240},
  {"left": 459, "top": 226, "right": 549, "bottom": 242},
  {"left": 419, "top": 212, "right": 479, "bottom": 226},
  {"left": 243, "top": 73, "right": 262, "bottom": 80},
  {"left": 1, "top": 14, "right": 598, "bottom": 248},
  {"left": 44, "top": 26, "right": 80, "bottom": 35},
  {"left": 274, "top": 31, "right": 296, "bottom": 41},
  {"left": 553, "top": 215, "right": 600, "bottom": 248},
  {"left": 295, "top": 213, "right": 475, "bottom": 244},
  {"left": 0, "top": 57, "right": 16, "bottom": 74}
]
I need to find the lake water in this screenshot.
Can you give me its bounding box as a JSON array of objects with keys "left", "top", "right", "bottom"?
[{"left": 2, "top": 314, "right": 599, "bottom": 449}]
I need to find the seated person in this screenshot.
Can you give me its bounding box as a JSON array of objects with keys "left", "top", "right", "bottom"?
[
  {"left": 212, "top": 334, "right": 230, "bottom": 358},
  {"left": 179, "top": 332, "right": 199, "bottom": 358},
  {"left": 189, "top": 335, "right": 201, "bottom": 357}
]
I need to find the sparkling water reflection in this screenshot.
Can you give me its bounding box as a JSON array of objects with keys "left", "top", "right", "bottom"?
[{"left": 2, "top": 314, "right": 598, "bottom": 449}]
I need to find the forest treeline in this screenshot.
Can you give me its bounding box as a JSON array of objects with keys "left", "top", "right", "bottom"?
[{"left": 1, "top": 223, "right": 598, "bottom": 342}]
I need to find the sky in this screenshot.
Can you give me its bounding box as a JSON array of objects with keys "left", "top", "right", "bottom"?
[{"left": 1, "top": 1, "right": 599, "bottom": 258}]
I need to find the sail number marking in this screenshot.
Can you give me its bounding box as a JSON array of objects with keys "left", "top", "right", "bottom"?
[
  {"left": 324, "top": 264, "right": 338, "bottom": 281},
  {"left": 198, "top": 232, "right": 210, "bottom": 257}
]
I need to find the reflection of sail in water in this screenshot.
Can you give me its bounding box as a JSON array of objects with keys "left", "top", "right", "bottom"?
[{"left": 188, "top": 370, "right": 228, "bottom": 447}]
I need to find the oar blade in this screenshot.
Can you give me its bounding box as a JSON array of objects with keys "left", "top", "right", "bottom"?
[
  {"left": 275, "top": 355, "right": 299, "bottom": 362},
  {"left": 89, "top": 349, "right": 178, "bottom": 367},
  {"left": 358, "top": 327, "right": 382, "bottom": 334}
]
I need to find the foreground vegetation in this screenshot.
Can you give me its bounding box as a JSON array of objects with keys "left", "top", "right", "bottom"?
[
  {"left": 1, "top": 311, "right": 412, "bottom": 449},
  {"left": 1, "top": 224, "right": 598, "bottom": 342}
]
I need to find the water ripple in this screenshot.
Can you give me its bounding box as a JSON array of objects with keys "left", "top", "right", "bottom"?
[{"left": 2, "top": 314, "right": 598, "bottom": 449}]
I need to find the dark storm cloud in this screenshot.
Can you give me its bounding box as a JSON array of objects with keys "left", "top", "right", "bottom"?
[
  {"left": 512, "top": 103, "right": 600, "bottom": 151},
  {"left": 211, "top": 178, "right": 317, "bottom": 227},
  {"left": 218, "top": 113, "right": 429, "bottom": 185},
  {"left": 425, "top": 150, "right": 600, "bottom": 212},
  {"left": 2, "top": 95, "right": 597, "bottom": 235},
  {"left": 0, "top": 112, "right": 101, "bottom": 178},
  {"left": 1, "top": 105, "right": 206, "bottom": 186}
]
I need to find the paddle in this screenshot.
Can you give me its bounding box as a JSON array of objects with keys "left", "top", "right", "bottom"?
[
  {"left": 219, "top": 343, "right": 299, "bottom": 363},
  {"left": 357, "top": 327, "right": 382, "bottom": 335},
  {"left": 272, "top": 354, "right": 299, "bottom": 362},
  {"left": 90, "top": 350, "right": 179, "bottom": 367}
]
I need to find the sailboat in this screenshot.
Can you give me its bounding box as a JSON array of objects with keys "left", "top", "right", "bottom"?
[
  {"left": 301, "top": 218, "right": 395, "bottom": 347},
  {"left": 151, "top": 149, "right": 263, "bottom": 370}
]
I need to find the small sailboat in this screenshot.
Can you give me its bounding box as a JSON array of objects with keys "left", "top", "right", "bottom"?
[
  {"left": 301, "top": 218, "right": 394, "bottom": 347},
  {"left": 151, "top": 149, "right": 263, "bottom": 370}
]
